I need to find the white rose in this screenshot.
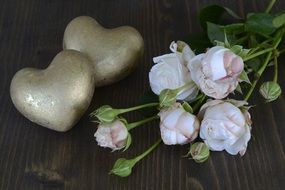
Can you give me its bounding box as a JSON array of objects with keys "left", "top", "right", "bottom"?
[
  {"left": 149, "top": 41, "right": 198, "bottom": 100},
  {"left": 158, "top": 103, "right": 200, "bottom": 145},
  {"left": 198, "top": 100, "right": 251, "bottom": 156},
  {"left": 188, "top": 46, "right": 244, "bottom": 99},
  {"left": 94, "top": 120, "right": 128, "bottom": 151}
]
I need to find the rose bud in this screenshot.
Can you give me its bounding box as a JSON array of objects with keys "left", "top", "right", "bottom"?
[
  {"left": 189, "top": 142, "right": 210, "bottom": 163},
  {"left": 158, "top": 103, "right": 200, "bottom": 145},
  {"left": 149, "top": 41, "right": 198, "bottom": 101},
  {"left": 198, "top": 100, "right": 251, "bottom": 156},
  {"left": 90, "top": 105, "right": 119, "bottom": 123},
  {"left": 94, "top": 119, "right": 130, "bottom": 151},
  {"left": 188, "top": 46, "right": 244, "bottom": 99},
  {"left": 259, "top": 81, "right": 282, "bottom": 102}
]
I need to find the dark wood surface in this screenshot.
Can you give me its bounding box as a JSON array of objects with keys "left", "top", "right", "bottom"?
[{"left": 1, "top": 0, "right": 285, "bottom": 189}]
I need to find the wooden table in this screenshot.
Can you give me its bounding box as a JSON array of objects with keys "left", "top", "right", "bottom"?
[{"left": 1, "top": 0, "right": 285, "bottom": 189}]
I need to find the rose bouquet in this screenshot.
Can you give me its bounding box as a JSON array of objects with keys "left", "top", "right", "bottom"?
[{"left": 90, "top": 0, "right": 285, "bottom": 177}]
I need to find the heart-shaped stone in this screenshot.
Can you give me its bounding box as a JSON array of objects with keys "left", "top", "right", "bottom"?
[
  {"left": 63, "top": 16, "right": 144, "bottom": 87},
  {"left": 10, "top": 50, "right": 95, "bottom": 132}
]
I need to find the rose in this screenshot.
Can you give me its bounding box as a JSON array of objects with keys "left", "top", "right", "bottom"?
[
  {"left": 188, "top": 46, "right": 244, "bottom": 99},
  {"left": 158, "top": 103, "right": 200, "bottom": 145},
  {"left": 94, "top": 119, "right": 129, "bottom": 151},
  {"left": 149, "top": 41, "right": 198, "bottom": 100},
  {"left": 198, "top": 100, "right": 251, "bottom": 156}
]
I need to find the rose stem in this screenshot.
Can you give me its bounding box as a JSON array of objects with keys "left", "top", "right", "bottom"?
[
  {"left": 133, "top": 139, "right": 162, "bottom": 163},
  {"left": 273, "top": 56, "right": 278, "bottom": 83},
  {"left": 243, "top": 48, "right": 274, "bottom": 62},
  {"left": 265, "top": 0, "right": 276, "bottom": 13},
  {"left": 127, "top": 115, "right": 159, "bottom": 131},
  {"left": 174, "top": 82, "right": 192, "bottom": 94},
  {"left": 244, "top": 30, "right": 283, "bottom": 101},
  {"left": 118, "top": 103, "right": 159, "bottom": 114},
  {"left": 192, "top": 94, "right": 207, "bottom": 113}
]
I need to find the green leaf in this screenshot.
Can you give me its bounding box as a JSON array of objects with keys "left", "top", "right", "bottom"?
[
  {"left": 207, "top": 22, "right": 225, "bottom": 44},
  {"left": 214, "top": 40, "right": 226, "bottom": 47},
  {"left": 207, "top": 22, "right": 238, "bottom": 45},
  {"left": 239, "top": 70, "right": 251, "bottom": 84},
  {"left": 123, "top": 133, "right": 132, "bottom": 152},
  {"left": 199, "top": 5, "right": 225, "bottom": 30},
  {"left": 245, "top": 13, "right": 276, "bottom": 36},
  {"left": 199, "top": 4, "right": 242, "bottom": 30},
  {"left": 138, "top": 90, "right": 159, "bottom": 117},
  {"left": 229, "top": 45, "right": 250, "bottom": 59},
  {"left": 182, "top": 102, "right": 193, "bottom": 114},
  {"left": 273, "top": 13, "right": 285, "bottom": 28},
  {"left": 223, "top": 23, "right": 244, "bottom": 34},
  {"left": 183, "top": 33, "right": 212, "bottom": 53}
]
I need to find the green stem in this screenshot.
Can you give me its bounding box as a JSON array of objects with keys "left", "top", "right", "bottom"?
[
  {"left": 243, "top": 48, "right": 274, "bottom": 62},
  {"left": 273, "top": 56, "right": 278, "bottom": 83},
  {"left": 173, "top": 82, "right": 192, "bottom": 94},
  {"left": 127, "top": 115, "right": 159, "bottom": 131},
  {"left": 192, "top": 93, "right": 204, "bottom": 102},
  {"left": 265, "top": 0, "right": 276, "bottom": 13},
  {"left": 257, "top": 38, "right": 282, "bottom": 76},
  {"left": 244, "top": 30, "right": 283, "bottom": 101},
  {"left": 192, "top": 94, "right": 207, "bottom": 113},
  {"left": 249, "top": 38, "right": 274, "bottom": 54},
  {"left": 134, "top": 139, "right": 162, "bottom": 163},
  {"left": 118, "top": 103, "right": 159, "bottom": 114},
  {"left": 244, "top": 63, "right": 267, "bottom": 101}
]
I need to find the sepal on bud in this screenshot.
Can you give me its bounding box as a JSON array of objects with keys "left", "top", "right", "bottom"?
[
  {"left": 123, "top": 133, "right": 132, "bottom": 152},
  {"left": 90, "top": 105, "right": 119, "bottom": 123},
  {"left": 182, "top": 101, "right": 193, "bottom": 113},
  {"left": 159, "top": 89, "right": 177, "bottom": 108},
  {"left": 259, "top": 81, "right": 281, "bottom": 102},
  {"left": 188, "top": 142, "right": 210, "bottom": 163}
]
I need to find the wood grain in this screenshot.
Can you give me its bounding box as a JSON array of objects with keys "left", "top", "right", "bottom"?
[{"left": 0, "top": 0, "right": 285, "bottom": 189}]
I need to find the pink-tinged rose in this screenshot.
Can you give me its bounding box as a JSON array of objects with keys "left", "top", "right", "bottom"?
[
  {"left": 198, "top": 100, "right": 251, "bottom": 156},
  {"left": 188, "top": 46, "right": 244, "bottom": 99},
  {"left": 94, "top": 120, "right": 128, "bottom": 151},
  {"left": 158, "top": 103, "right": 200, "bottom": 145},
  {"left": 149, "top": 41, "right": 198, "bottom": 101}
]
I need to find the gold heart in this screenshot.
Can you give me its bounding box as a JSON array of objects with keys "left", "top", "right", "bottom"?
[
  {"left": 63, "top": 16, "right": 144, "bottom": 87},
  {"left": 10, "top": 50, "right": 95, "bottom": 132}
]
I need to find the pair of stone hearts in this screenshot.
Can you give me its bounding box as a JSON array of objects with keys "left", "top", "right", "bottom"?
[{"left": 10, "top": 16, "right": 144, "bottom": 132}]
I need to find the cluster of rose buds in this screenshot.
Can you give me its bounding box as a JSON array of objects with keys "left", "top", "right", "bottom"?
[
  {"left": 91, "top": 41, "right": 253, "bottom": 170},
  {"left": 149, "top": 41, "right": 252, "bottom": 157}
]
